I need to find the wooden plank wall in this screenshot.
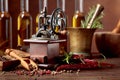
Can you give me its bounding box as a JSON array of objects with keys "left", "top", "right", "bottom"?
[{"left": 8, "top": 0, "right": 120, "bottom": 52}]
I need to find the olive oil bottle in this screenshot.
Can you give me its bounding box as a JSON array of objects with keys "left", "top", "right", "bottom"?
[
  {"left": 17, "top": 0, "right": 32, "bottom": 47},
  {"left": 0, "top": 0, "right": 12, "bottom": 50},
  {"left": 55, "top": 0, "right": 66, "bottom": 34},
  {"left": 36, "top": 0, "right": 47, "bottom": 32},
  {"left": 72, "top": 0, "right": 84, "bottom": 28},
  {"left": 36, "top": 0, "right": 43, "bottom": 32},
  {"left": 56, "top": 0, "right": 67, "bottom": 54}
]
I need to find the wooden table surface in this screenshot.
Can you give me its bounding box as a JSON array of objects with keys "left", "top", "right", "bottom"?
[{"left": 0, "top": 58, "right": 120, "bottom": 80}]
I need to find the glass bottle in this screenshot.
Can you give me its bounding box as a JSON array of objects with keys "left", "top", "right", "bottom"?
[
  {"left": 36, "top": 0, "right": 47, "bottom": 32},
  {"left": 36, "top": 0, "right": 43, "bottom": 32},
  {"left": 72, "top": 0, "right": 84, "bottom": 28},
  {"left": 57, "top": 0, "right": 67, "bottom": 54},
  {"left": 17, "top": 0, "right": 32, "bottom": 47},
  {"left": 56, "top": 0, "right": 66, "bottom": 33},
  {"left": 0, "top": 0, "right": 12, "bottom": 50},
  {"left": 57, "top": 0, "right": 65, "bottom": 12}
]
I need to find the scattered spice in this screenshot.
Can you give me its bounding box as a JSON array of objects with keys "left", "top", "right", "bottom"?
[
  {"left": 13, "top": 69, "right": 52, "bottom": 76},
  {"left": 56, "top": 59, "right": 114, "bottom": 71},
  {"left": 10, "top": 58, "right": 114, "bottom": 76}
]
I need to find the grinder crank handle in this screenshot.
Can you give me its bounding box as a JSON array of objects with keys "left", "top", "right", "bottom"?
[{"left": 5, "top": 49, "right": 38, "bottom": 71}]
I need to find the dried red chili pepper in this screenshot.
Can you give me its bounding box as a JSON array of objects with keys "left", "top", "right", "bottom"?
[{"left": 56, "top": 59, "right": 114, "bottom": 71}]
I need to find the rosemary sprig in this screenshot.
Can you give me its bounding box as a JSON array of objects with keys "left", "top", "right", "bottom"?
[
  {"left": 62, "top": 52, "right": 85, "bottom": 64},
  {"left": 81, "top": 6, "right": 96, "bottom": 28},
  {"left": 81, "top": 4, "right": 104, "bottom": 28},
  {"left": 91, "top": 13, "right": 104, "bottom": 28},
  {"left": 62, "top": 52, "right": 73, "bottom": 64}
]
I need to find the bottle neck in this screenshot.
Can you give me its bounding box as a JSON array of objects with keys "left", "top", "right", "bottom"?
[
  {"left": 57, "top": 0, "right": 65, "bottom": 12},
  {"left": 21, "top": 0, "right": 29, "bottom": 12},
  {"left": 39, "top": 0, "right": 43, "bottom": 13},
  {"left": 38, "top": 0, "right": 48, "bottom": 13},
  {"left": 0, "top": 0, "right": 8, "bottom": 12},
  {"left": 75, "top": 0, "right": 83, "bottom": 13}
]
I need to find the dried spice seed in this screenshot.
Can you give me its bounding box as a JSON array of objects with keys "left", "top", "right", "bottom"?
[
  {"left": 67, "top": 70, "right": 70, "bottom": 73},
  {"left": 46, "top": 70, "right": 51, "bottom": 74},
  {"left": 69, "top": 70, "right": 73, "bottom": 73},
  {"left": 51, "top": 71, "right": 57, "bottom": 75},
  {"left": 77, "top": 69, "right": 80, "bottom": 72}
]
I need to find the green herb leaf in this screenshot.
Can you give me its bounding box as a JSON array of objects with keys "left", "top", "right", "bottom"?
[
  {"left": 62, "top": 52, "right": 73, "bottom": 64},
  {"left": 81, "top": 4, "right": 104, "bottom": 28}
]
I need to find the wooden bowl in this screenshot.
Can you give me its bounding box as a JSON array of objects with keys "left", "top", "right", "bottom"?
[{"left": 95, "top": 32, "right": 120, "bottom": 57}]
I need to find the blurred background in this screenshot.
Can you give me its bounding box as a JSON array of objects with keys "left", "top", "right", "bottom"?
[{"left": 5, "top": 0, "right": 120, "bottom": 53}]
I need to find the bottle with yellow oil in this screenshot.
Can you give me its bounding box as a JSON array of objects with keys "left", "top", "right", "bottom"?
[
  {"left": 36, "top": 0, "right": 48, "bottom": 32},
  {"left": 56, "top": 0, "right": 66, "bottom": 33},
  {"left": 36, "top": 0, "right": 43, "bottom": 32},
  {"left": 0, "top": 0, "right": 12, "bottom": 50},
  {"left": 72, "top": 0, "right": 84, "bottom": 28},
  {"left": 17, "top": 0, "right": 32, "bottom": 48},
  {"left": 56, "top": 0, "right": 67, "bottom": 54}
]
